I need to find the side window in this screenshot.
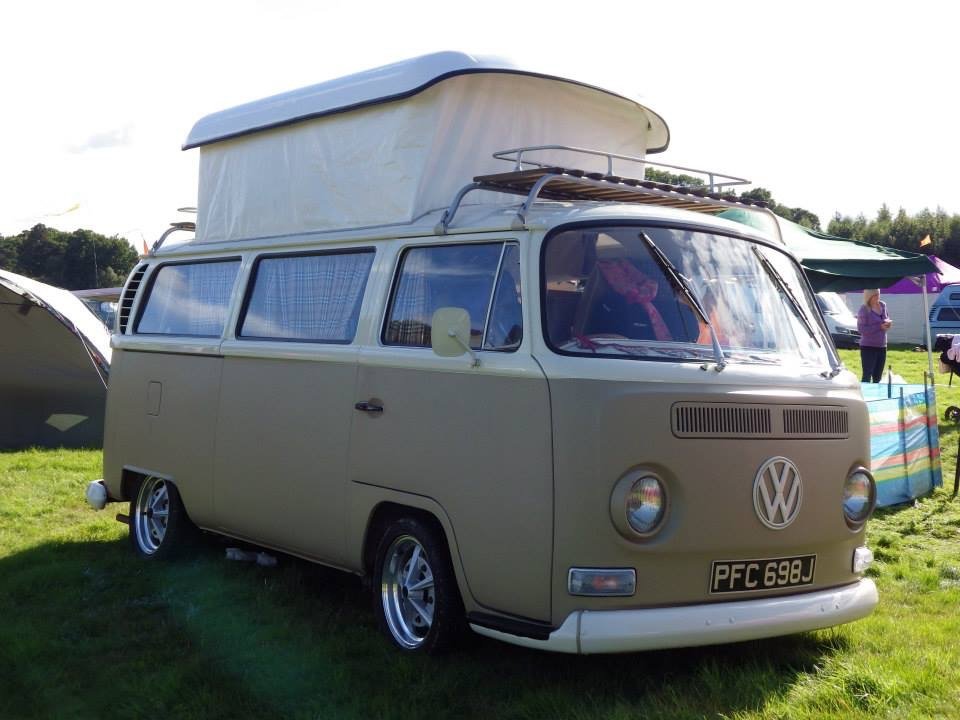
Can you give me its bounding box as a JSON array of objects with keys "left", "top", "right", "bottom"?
[
  {"left": 384, "top": 242, "right": 520, "bottom": 350},
  {"left": 137, "top": 260, "right": 240, "bottom": 336},
  {"left": 938, "top": 307, "right": 960, "bottom": 322},
  {"left": 484, "top": 244, "right": 523, "bottom": 351},
  {"left": 240, "top": 250, "right": 374, "bottom": 343}
]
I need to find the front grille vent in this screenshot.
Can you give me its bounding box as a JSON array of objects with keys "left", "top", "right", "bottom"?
[
  {"left": 673, "top": 403, "right": 850, "bottom": 439},
  {"left": 783, "top": 407, "right": 849, "bottom": 437},
  {"left": 118, "top": 264, "right": 148, "bottom": 334},
  {"left": 673, "top": 404, "right": 772, "bottom": 437}
]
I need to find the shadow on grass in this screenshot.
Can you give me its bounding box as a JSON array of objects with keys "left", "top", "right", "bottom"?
[{"left": 0, "top": 535, "right": 851, "bottom": 720}]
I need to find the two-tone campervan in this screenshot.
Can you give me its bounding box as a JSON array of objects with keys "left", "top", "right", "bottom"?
[{"left": 87, "top": 53, "right": 878, "bottom": 654}]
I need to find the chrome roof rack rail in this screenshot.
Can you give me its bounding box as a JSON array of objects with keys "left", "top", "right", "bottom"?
[
  {"left": 437, "top": 145, "right": 768, "bottom": 234},
  {"left": 493, "top": 145, "right": 750, "bottom": 192},
  {"left": 150, "top": 221, "right": 197, "bottom": 254}
]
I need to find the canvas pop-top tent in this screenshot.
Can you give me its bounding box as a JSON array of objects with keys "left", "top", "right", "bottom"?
[{"left": 183, "top": 51, "right": 670, "bottom": 245}]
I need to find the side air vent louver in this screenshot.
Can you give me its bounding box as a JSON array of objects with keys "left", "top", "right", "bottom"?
[
  {"left": 783, "top": 407, "right": 849, "bottom": 438},
  {"left": 118, "top": 264, "right": 148, "bottom": 334},
  {"left": 673, "top": 404, "right": 772, "bottom": 438}
]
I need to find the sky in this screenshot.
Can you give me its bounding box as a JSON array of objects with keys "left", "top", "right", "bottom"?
[{"left": 1, "top": 0, "right": 957, "bottom": 248}]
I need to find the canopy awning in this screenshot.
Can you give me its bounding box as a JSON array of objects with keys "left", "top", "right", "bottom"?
[
  {"left": 884, "top": 255, "right": 960, "bottom": 295},
  {"left": 718, "top": 209, "right": 937, "bottom": 292},
  {"left": 0, "top": 269, "right": 111, "bottom": 449}
]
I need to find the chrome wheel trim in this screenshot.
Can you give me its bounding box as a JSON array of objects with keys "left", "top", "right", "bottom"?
[
  {"left": 381, "top": 534, "right": 436, "bottom": 649},
  {"left": 133, "top": 476, "right": 170, "bottom": 555}
]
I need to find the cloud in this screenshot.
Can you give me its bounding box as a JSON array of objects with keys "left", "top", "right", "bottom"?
[{"left": 69, "top": 125, "right": 134, "bottom": 153}]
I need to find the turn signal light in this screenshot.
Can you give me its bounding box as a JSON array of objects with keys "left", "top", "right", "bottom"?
[{"left": 568, "top": 568, "right": 636, "bottom": 597}]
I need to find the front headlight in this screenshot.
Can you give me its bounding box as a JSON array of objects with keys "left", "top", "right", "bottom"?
[
  {"left": 843, "top": 468, "right": 876, "bottom": 529},
  {"left": 626, "top": 476, "right": 666, "bottom": 534},
  {"left": 611, "top": 471, "right": 668, "bottom": 539}
]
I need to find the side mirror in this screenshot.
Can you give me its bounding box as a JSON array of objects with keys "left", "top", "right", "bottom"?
[{"left": 431, "top": 307, "right": 479, "bottom": 366}]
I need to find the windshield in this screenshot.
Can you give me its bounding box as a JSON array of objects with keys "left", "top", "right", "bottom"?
[{"left": 542, "top": 224, "right": 832, "bottom": 368}]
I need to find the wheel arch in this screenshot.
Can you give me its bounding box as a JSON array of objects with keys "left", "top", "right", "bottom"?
[
  {"left": 120, "top": 467, "right": 196, "bottom": 524},
  {"left": 351, "top": 488, "right": 478, "bottom": 612}
]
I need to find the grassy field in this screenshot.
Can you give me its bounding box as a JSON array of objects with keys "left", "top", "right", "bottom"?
[{"left": 2, "top": 347, "right": 959, "bottom": 719}]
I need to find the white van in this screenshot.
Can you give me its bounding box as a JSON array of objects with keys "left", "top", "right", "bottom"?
[
  {"left": 88, "top": 53, "right": 878, "bottom": 654},
  {"left": 816, "top": 292, "right": 861, "bottom": 349}
]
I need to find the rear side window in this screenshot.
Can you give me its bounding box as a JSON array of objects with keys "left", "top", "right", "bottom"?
[
  {"left": 937, "top": 307, "right": 960, "bottom": 322},
  {"left": 137, "top": 260, "right": 240, "bottom": 336},
  {"left": 239, "top": 250, "right": 374, "bottom": 342},
  {"left": 384, "top": 242, "right": 521, "bottom": 351}
]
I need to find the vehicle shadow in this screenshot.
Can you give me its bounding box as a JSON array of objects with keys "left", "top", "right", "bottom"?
[{"left": 0, "top": 534, "right": 851, "bottom": 720}]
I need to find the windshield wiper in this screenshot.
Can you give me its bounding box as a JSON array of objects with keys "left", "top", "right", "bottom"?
[
  {"left": 750, "top": 246, "right": 841, "bottom": 377},
  {"left": 638, "top": 232, "right": 726, "bottom": 371},
  {"left": 750, "top": 245, "right": 820, "bottom": 347}
]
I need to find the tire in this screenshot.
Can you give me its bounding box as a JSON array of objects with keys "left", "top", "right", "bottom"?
[
  {"left": 372, "top": 516, "right": 465, "bottom": 653},
  {"left": 128, "top": 476, "right": 194, "bottom": 560}
]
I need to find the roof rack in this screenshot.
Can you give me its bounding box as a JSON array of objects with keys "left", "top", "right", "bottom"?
[
  {"left": 492, "top": 145, "right": 749, "bottom": 192},
  {"left": 150, "top": 221, "right": 197, "bottom": 254},
  {"left": 437, "top": 145, "right": 769, "bottom": 234}
]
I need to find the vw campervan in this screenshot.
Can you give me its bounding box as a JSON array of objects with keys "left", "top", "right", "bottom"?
[{"left": 88, "top": 53, "right": 878, "bottom": 654}]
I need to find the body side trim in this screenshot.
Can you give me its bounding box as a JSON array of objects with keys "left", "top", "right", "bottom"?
[{"left": 466, "top": 612, "right": 555, "bottom": 641}]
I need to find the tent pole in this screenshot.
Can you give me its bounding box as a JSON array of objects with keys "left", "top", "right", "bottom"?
[{"left": 922, "top": 278, "right": 934, "bottom": 378}]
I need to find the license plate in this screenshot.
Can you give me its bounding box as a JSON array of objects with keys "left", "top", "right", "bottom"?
[{"left": 710, "top": 554, "right": 816, "bottom": 594}]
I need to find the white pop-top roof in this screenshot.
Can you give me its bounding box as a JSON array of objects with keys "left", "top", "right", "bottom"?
[{"left": 184, "top": 52, "right": 671, "bottom": 244}]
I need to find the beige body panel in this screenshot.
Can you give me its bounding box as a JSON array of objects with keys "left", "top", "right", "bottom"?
[
  {"left": 349, "top": 346, "right": 552, "bottom": 622},
  {"left": 533, "top": 354, "right": 869, "bottom": 625},
  {"left": 103, "top": 344, "right": 223, "bottom": 526},
  {"left": 211, "top": 343, "right": 359, "bottom": 564}
]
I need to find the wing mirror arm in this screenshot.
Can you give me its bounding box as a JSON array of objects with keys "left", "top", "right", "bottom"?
[{"left": 447, "top": 327, "right": 481, "bottom": 367}]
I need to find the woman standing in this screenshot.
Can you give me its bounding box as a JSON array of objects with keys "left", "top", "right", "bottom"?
[{"left": 857, "top": 288, "right": 893, "bottom": 382}]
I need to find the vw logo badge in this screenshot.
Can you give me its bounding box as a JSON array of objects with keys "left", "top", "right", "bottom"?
[{"left": 753, "top": 457, "right": 802, "bottom": 529}]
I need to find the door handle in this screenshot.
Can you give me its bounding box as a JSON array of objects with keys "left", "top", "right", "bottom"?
[{"left": 354, "top": 400, "right": 384, "bottom": 414}]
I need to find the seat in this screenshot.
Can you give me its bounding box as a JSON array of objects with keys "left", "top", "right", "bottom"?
[{"left": 572, "top": 265, "right": 655, "bottom": 340}]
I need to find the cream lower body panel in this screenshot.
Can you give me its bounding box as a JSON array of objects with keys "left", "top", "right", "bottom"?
[{"left": 470, "top": 578, "right": 878, "bottom": 654}]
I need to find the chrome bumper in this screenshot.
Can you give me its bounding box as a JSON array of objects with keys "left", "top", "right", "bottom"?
[{"left": 470, "top": 578, "right": 878, "bottom": 654}]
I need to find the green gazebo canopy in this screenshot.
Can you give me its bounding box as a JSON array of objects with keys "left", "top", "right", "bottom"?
[{"left": 718, "top": 209, "right": 936, "bottom": 292}]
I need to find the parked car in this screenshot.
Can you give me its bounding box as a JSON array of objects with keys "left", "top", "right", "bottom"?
[
  {"left": 816, "top": 292, "right": 861, "bottom": 348},
  {"left": 87, "top": 53, "right": 878, "bottom": 655}
]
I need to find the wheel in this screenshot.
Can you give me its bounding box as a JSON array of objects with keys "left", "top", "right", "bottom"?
[
  {"left": 945, "top": 406, "right": 960, "bottom": 422},
  {"left": 372, "top": 517, "right": 465, "bottom": 653},
  {"left": 129, "top": 476, "right": 193, "bottom": 560}
]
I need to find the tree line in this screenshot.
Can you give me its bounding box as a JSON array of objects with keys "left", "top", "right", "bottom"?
[
  {"left": 0, "top": 224, "right": 139, "bottom": 289},
  {"left": 826, "top": 206, "right": 960, "bottom": 268}
]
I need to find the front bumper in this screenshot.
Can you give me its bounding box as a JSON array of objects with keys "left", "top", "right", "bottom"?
[
  {"left": 832, "top": 333, "right": 861, "bottom": 349},
  {"left": 470, "top": 578, "right": 878, "bottom": 654}
]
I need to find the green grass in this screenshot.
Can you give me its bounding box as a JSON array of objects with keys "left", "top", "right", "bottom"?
[{"left": 2, "top": 348, "right": 960, "bottom": 719}]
